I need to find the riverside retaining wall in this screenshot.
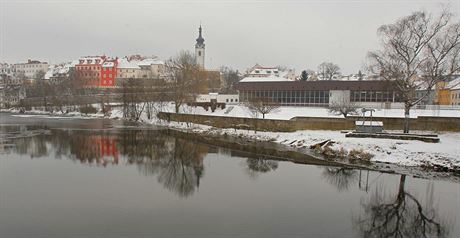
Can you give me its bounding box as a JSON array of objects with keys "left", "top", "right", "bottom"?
[{"left": 158, "top": 112, "right": 460, "bottom": 132}]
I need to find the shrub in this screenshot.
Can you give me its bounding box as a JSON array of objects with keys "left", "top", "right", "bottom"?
[
  {"left": 348, "top": 148, "right": 374, "bottom": 161},
  {"left": 79, "top": 105, "right": 97, "bottom": 115}
]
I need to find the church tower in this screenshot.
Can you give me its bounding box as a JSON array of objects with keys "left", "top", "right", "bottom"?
[{"left": 195, "top": 25, "right": 205, "bottom": 69}]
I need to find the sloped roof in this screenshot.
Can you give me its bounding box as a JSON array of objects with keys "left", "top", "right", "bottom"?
[
  {"left": 447, "top": 77, "right": 460, "bottom": 90},
  {"left": 117, "top": 58, "right": 140, "bottom": 69}
]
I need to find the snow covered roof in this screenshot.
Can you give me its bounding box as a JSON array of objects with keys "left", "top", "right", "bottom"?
[
  {"left": 77, "top": 56, "right": 105, "bottom": 65},
  {"left": 44, "top": 66, "right": 54, "bottom": 80},
  {"left": 248, "top": 67, "right": 279, "bottom": 76},
  {"left": 102, "top": 62, "right": 115, "bottom": 67},
  {"left": 44, "top": 61, "right": 75, "bottom": 79},
  {"left": 138, "top": 58, "right": 164, "bottom": 66},
  {"left": 240, "top": 75, "right": 294, "bottom": 82},
  {"left": 447, "top": 77, "right": 460, "bottom": 90},
  {"left": 117, "top": 58, "right": 141, "bottom": 69}
]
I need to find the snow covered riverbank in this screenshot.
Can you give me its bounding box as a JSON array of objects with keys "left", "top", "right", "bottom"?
[
  {"left": 4, "top": 104, "right": 460, "bottom": 172},
  {"left": 156, "top": 120, "right": 460, "bottom": 171}
]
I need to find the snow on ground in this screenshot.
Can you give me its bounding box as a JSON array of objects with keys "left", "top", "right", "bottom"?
[
  {"left": 124, "top": 104, "right": 460, "bottom": 170},
  {"left": 170, "top": 104, "right": 460, "bottom": 120},
  {"left": 4, "top": 104, "right": 460, "bottom": 171},
  {"left": 160, "top": 119, "right": 460, "bottom": 170}
]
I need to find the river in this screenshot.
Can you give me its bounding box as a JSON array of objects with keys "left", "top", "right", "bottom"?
[{"left": 0, "top": 112, "right": 459, "bottom": 237}]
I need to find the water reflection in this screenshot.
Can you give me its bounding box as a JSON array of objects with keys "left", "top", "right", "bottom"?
[
  {"left": 354, "top": 175, "right": 452, "bottom": 238},
  {"left": 0, "top": 124, "right": 456, "bottom": 237},
  {"left": 132, "top": 137, "right": 207, "bottom": 198},
  {"left": 1, "top": 125, "right": 208, "bottom": 198},
  {"left": 245, "top": 157, "right": 279, "bottom": 179},
  {"left": 322, "top": 167, "right": 359, "bottom": 192}
]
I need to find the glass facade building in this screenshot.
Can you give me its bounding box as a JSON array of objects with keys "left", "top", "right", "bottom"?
[{"left": 236, "top": 80, "right": 402, "bottom": 107}]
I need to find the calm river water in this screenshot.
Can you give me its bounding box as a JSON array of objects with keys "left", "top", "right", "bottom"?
[{"left": 0, "top": 113, "right": 459, "bottom": 238}]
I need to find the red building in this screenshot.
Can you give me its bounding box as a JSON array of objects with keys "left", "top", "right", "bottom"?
[
  {"left": 101, "top": 58, "right": 118, "bottom": 87},
  {"left": 75, "top": 56, "right": 118, "bottom": 87}
]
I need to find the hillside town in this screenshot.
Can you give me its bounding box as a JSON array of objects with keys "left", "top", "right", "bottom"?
[
  {"left": 2, "top": 25, "right": 460, "bottom": 110},
  {"left": 2, "top": 2, "right": 460, "bottom": 237}
]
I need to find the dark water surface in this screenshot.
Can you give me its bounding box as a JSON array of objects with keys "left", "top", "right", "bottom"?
[{"left": 1, "top": 113, "right": 459, "bottom": 238}]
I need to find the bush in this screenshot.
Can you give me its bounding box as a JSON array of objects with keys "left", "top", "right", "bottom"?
[
  {"left": 348, "top": 148, "right": 374, "bottom": 160},
  {"left": 79, "top": 105, "right": 97, "bottom": 115}
]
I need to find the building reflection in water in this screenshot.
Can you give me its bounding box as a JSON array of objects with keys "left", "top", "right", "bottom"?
[
  {"left": 1, "top": 125, "right": 453, "bottom": 235},
  {"left": 2, "top": 126, "right": 207, "bottom": 198}
]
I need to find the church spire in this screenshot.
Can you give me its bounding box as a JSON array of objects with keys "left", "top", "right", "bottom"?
[
  {"left": 195, "top": 24, "right": 205, "bottom": 69},
  {"left": 196, "top": 24, "right": 205, "bottom": 47}
]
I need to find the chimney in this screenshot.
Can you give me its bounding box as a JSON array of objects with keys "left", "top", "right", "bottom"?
[{"left": 28, "top": 59, "right": 31, "bottom": 63}]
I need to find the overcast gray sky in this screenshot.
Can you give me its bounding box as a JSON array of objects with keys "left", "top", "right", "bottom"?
[{"left": 1, "top": 0, "right": 459, "bottom": 74}]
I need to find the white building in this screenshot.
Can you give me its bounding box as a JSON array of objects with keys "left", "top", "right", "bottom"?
[
  {"left": 116, "top": 57, "right": 165, "bottom": 80},
  {"left": 117, "top": 58, "right": 141, "bottom": 79},
  {"left": 13, "top": 59, "right": 49, "bottom": 79},
  {"left": 246, "top": 64, "right": 296, "bottom": 80},
  {"left": 44, "top": 60, "right": 78, "bottom": 83},
  {"left": 138, "top": 58, "right": 165, "bottom": 79},
  {"left": 196, "top": 93, "right": 239, "bottom": 104},
  {"left": 0, "top": 63, "right": 13, "bottom": 75}
]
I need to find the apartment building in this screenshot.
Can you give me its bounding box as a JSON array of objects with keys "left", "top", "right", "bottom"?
[{"left": 13, "top": 59, "right": 49, "bottom": 79}]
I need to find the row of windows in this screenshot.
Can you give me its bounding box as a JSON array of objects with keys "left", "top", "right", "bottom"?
[
  {"left": 77, "top": 66, "right": 101, "bottom": 70},
  {"left": 350, "top": 91, "right": 398, "bottom": 102},
  {"left": 240, "top": 90, "right": 330, "bottom": 105},
  {"left": 78, "top": 72, "right": 99, "bottom": 77},
  {"left": 15, "top": 64, "right": 46, "bottom": 68}
]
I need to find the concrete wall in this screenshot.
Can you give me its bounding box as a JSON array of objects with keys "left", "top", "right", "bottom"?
[{"left": 158, "top": 112, "right": 460, "bottom": 132}]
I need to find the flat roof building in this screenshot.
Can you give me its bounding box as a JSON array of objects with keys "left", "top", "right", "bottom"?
[{"left": 235, "top": 79, "right": 404, "bottom": 109}]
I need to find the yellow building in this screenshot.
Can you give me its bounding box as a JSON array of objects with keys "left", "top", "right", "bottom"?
[
  {"left": 449, "top": 78, "right": 460, "bottom": 106},
  {"left": 435, "top": 81, "right": 451, "bottom": 105},
  {"left": 436, "top": 77, "right": 460, "bottom": 105}
]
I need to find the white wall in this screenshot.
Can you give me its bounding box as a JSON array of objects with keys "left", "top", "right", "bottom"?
[
  {"left": 196, "top": 93, "right": 239, "bottom": 104},
  {"left": 329, "top": 90, "right": 350, "bottom": 106}
]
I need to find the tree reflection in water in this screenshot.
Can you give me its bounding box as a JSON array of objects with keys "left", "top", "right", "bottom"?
[
  {"left": 322, "top": 167, "right": 358, "bottom": 192},
  {"left": 245, "top": 157, "right": 278, "bottom": 179},
  {"left": 2, "top": 126, "right": 207, "bottom": 198},
  {"left": 354, "top": 175, "right": 451, "bottom": 238},
  {"left": 134, "top": 137, "right": 207, "bottom": 198}
]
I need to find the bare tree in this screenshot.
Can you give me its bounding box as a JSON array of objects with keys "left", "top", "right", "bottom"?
[
  {"left": 220, "top": 66, "right": 240, "bottom": 93},
  {"left": 329, "top": 98, "right": 359, "bottom": 118},
  {"left": 165, "top": 50, "right": 207, "bottom": 113},
  {"left": 318, "top": 62, "right": 341, "bottom": 80},
  {"left": 34, "top": 70, "right": 46, "bottom": 81},
  {"left": 368, "top": 10, "right": 460, "bottom": 133},
  {"left": 245, "top": 97, "right": 280, "bottom": 119},
  {"left": 121, "top": 78, "right": 146, "bottom": 121}
]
